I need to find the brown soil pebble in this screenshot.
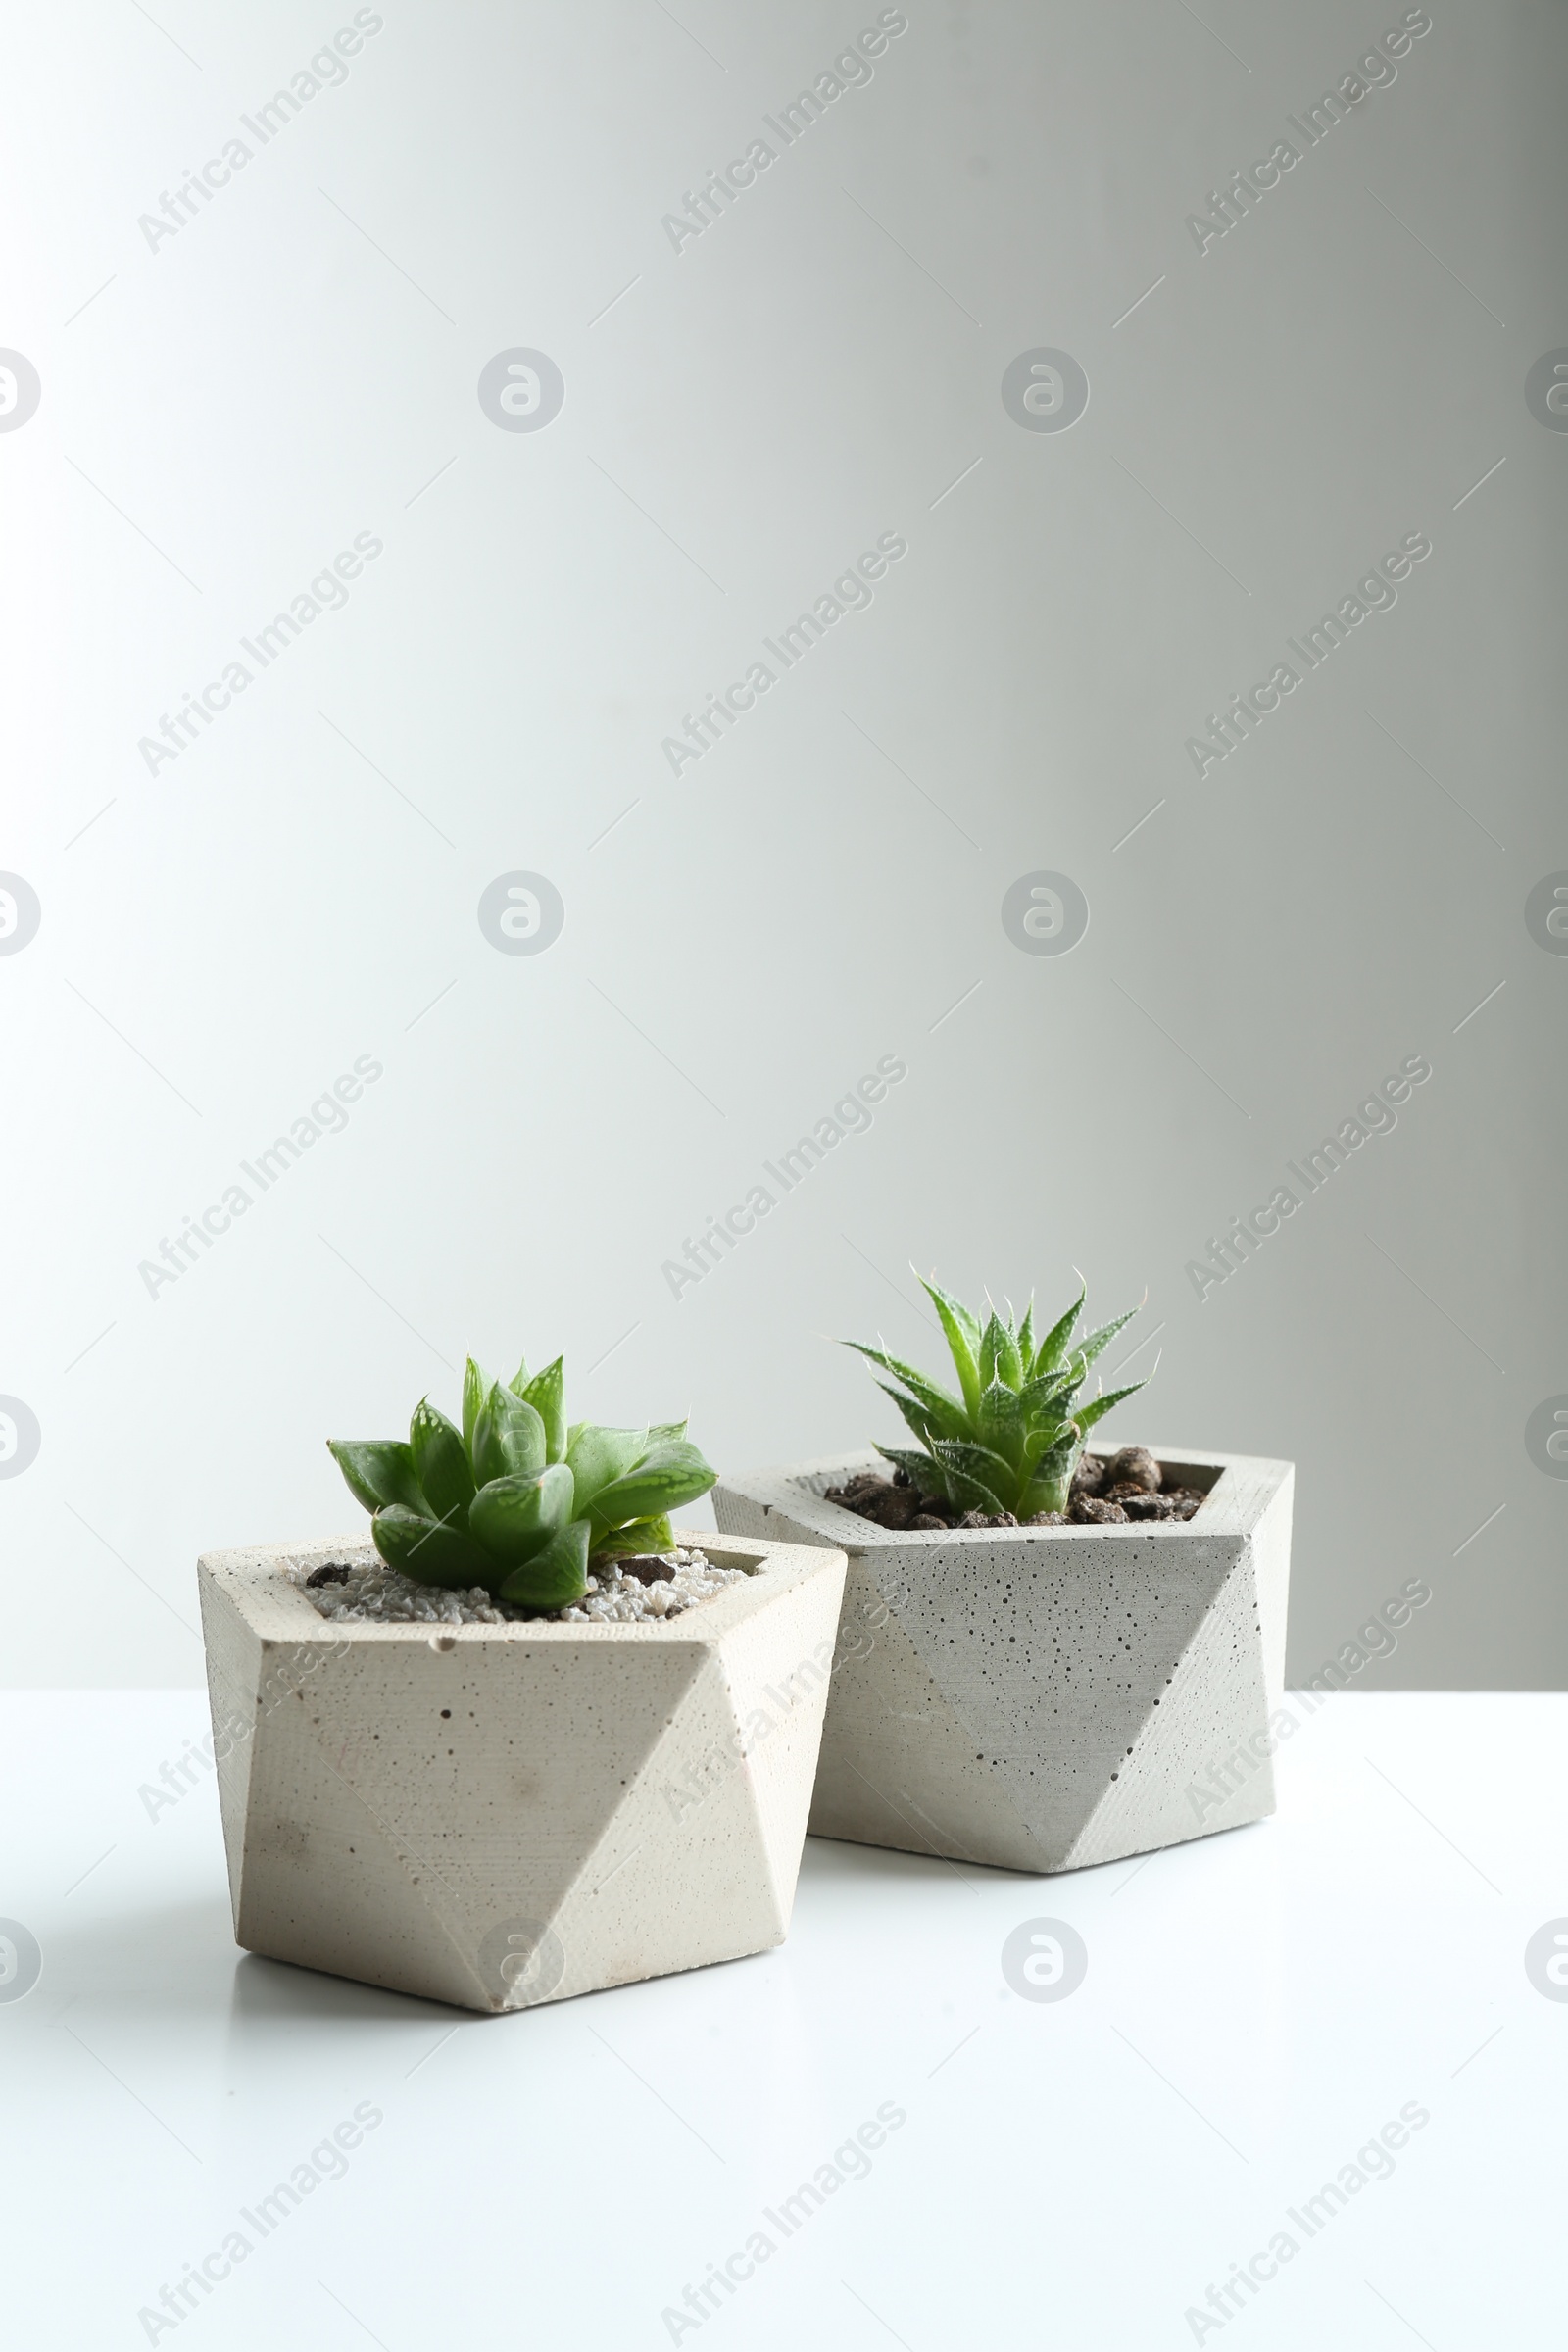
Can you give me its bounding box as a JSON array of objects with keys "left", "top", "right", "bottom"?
[
  {"left": 828, "top": 1471, "right": 886, "bottom": 1502},
  {"left": 305, "top": 1562, "right": 352, "bottom": 1588},
  {"left": 879, "top": 1494, "right": 926, "bottom": 1529},
  {"left": 825, "top": 1474, "right": 953, "bottom": 1531},
  {"left": 1105, "top": 1446, "right": 1161, "bottom": 1494},
  {"left": 824, "top": 1465, "right": 1205, "bottom": 1533},
  {"left": 609, "top": 1554, "right": 675, "bottom": 1583}
]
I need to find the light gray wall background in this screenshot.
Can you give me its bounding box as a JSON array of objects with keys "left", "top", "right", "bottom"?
[{"left": 2, "top": 0, "right": 1563, "bottom": 1690}]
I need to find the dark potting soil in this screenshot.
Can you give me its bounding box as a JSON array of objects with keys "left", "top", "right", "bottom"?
[{"left": 822, "top": 1446, "right": 1208, "bottom": 1533}]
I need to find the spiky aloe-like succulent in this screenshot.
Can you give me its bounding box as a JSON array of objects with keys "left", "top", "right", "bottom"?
[
  {"left": 846, "top": 1278, "right": 1148, "bottom": 1519},
  {"left": 327, "top": 1351, "right": 717, "bottom": 1609}
]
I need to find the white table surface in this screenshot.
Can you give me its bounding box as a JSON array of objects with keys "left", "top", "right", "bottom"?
[{"left": 3, "top": 1690, "right": 1562, "bottom": 2349}]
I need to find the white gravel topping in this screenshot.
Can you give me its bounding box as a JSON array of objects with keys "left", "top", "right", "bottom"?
[{"left": 289, "top": 1544, "right": 747, "bottom": 1626}]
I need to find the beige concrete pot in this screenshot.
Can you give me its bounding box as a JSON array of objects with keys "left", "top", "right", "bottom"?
[
  {"left": 198, "top": 1528, "right": 845, "bottom": 2012},
  {"left": 714, "top": 1446, "right": 1293, "bottom": 1875}
]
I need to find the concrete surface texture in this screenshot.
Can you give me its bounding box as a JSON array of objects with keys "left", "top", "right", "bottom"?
[
  {"left": 716, "top": 1446, "right": 1292, "bottom": 1870},
  {"left": 197, "top": 1527, "right": 846, "bottom": 2010}
]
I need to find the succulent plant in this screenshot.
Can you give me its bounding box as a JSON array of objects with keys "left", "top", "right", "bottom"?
[
  {"left": 846, "top": 1277, "right": 1149, "bottom": 1519},
  {"left": 327, "top": 1352, "right": 717, "bottom": 1608}
]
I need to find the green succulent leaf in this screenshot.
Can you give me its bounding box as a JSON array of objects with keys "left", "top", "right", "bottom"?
[
  {"left": 1073, "top": 1379, "right": 1148, "bottom": 1434},
  {"left": 874, "top": 1382, "right": 940, "bottom": 1450},
  {"left": 1071, "top": 1309, "right": 1141, "bottom": 1380},
  {"left": 519, "top": 1356, "right": 566, "bottom": 1464},
  {"left": 1028, "top": 1423, "right": 1081, "bottom": 1478},
  {"left": 1018, "top": 1425, "right": 1082, "bottom": 1517},
  {"left": 409, "top": 1399, "right": 475, "bottom": 1527},
  {"left": 461, "top": 1358, "right": 488, "bottom": 1453},
  {"left": 565, "top": 1424, "right": 649, "bottom": 1518},
  {"left": 467, "top": 1463, "right": 574, "bottom": 1567},
  {"left": 588, "top": 1439, "right": 717, "bottom": 1535},
  {"left": 850, "top": 1277, "right": 1145, "bottom": 1519},
  {"left": 871, "top": 1442, "right": 944, "bottom": 1493},
  {"left": 1030, "top": 1289, "right": 1085, "bottom": 1378},
  {"left": 472, "top": 1383, "right": 547, "bottom": 1487},
  {"left": 930, "top": 1466, "right": 1007, "bottom": 1514},
  {"left": 930, "top": 1438, "right": 1016, "bottom": 1512},
  {"left": 918, "top": 1277, "right": 983, "bottom": 1417},
  {"left": 845, "top": 1343, "right": 967, "bottom": 1437},
  {"left": 1015, "top": 1366, "right": 1080, "bottom": 1434},
  {"left": 327, "top": 1438, "right": 427, "bottom": 1518},
  {"left": 371, "top": 1505, "right": 491, "bottom": 1591},
  {"left": 331, "top": 1348, "right": 717, "bottom": 1608},
  {"left": 978, "top": 1311, "right": 1023, "bottom": 1394},
  {"left": 497, "top": 1518, "right": 591, "bottom": 1609},
  {"left": 1018, "top": 1359, "right": 1080, "bottom": 1408},
  {"left": 594, "top": 1513, "right": 675, "bottom": 1560},
  {"left": 975, "top": 1378, "right": 1027, "bottom": 1472}
]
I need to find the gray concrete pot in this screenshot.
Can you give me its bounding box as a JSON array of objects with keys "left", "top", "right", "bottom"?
[
  {"left": 713, "top": 1446, "right": 1292, "bottom": 1875},
  {"left": 198, "top": 1527, "right": 845, "bottom": 2011}
]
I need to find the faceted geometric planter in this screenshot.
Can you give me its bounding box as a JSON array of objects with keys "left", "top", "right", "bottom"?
[
  {"left": 197, "top": 1528, "right": 845, "bottom": 2012},
  {"left": 714, "top": 1446, "right": 1292, "bottom": 1875}
]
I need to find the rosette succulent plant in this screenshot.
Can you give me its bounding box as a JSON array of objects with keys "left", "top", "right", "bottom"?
[
  {"left": 847, "top": 1278, "right": 1148, "bottom": 1519},
  {"left": 328, "top": 1351, "right": 717, "bottom": 1609}
]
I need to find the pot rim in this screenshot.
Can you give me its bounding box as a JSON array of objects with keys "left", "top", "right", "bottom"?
[
  {"left": 716, "top": 1443, "right": 1294, "bottom": 1550},
  {"left": 196, "top": 1525, "right": 839, "bottom": 1647}
]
